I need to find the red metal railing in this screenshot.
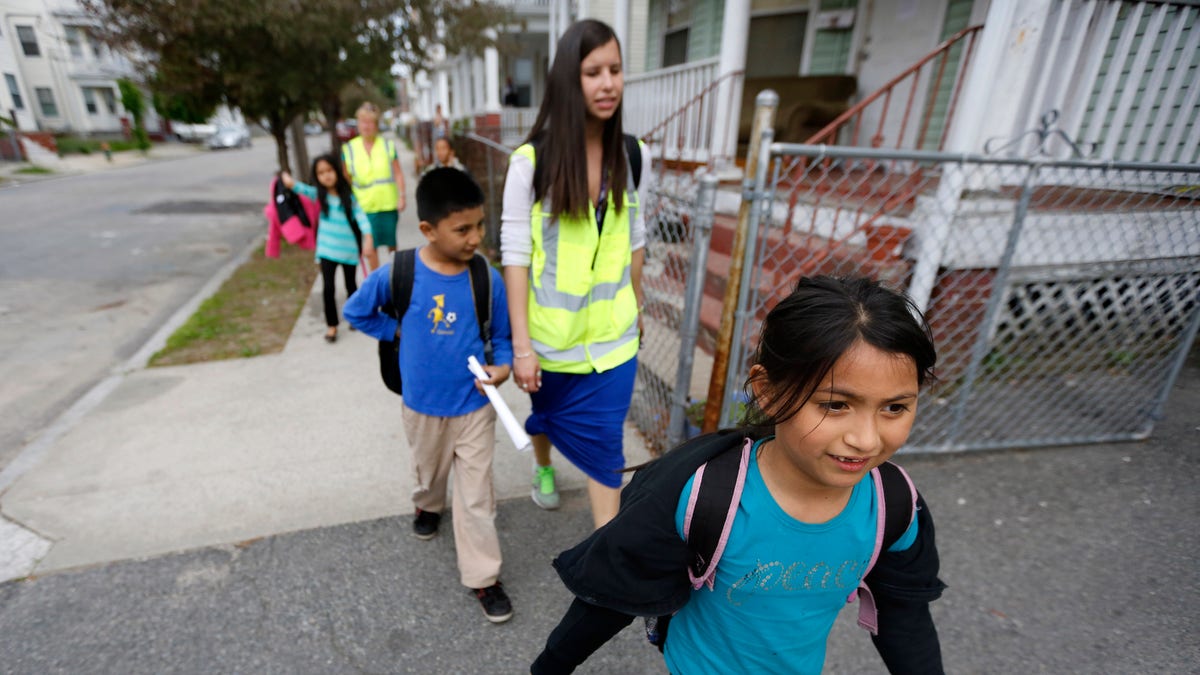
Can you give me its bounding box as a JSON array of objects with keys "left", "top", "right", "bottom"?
[
  {"left": 777, "top": 25, "right": 985, "bottom": 258},
  {"left": 805, "top": 25, "right": 983, "bottom": 150}
]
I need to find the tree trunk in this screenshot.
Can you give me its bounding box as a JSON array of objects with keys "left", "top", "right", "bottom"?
[
  {"left": 323, "top": 95, "right": 341, "bottom": 157},
  {"left": 290, "top": 116, "right": 309, "bottom": 177},
  {"left": 270, "top": 112, "right": 290, "bottom": 173}
]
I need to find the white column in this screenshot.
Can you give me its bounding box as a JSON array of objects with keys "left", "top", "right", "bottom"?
[
  {"left": 613, "top": 0, "right": 630, "bottom": 62},
  {"left": 484, "top": 29, "right": 502, "bottom": 114},
  {"left": 459, "top": 57, "right": 472, "bottom": 117},
  {"left": 473, "top": 56, "right": 486, "bottom": 118},
  {"left": 712, "top": 0, "right": 750, "bottom": 171},
  {"left": 435, "top": 68, "right": 450, "bottom": 118},
  {"left": 906, "top": 0, "right": 1052, "bottom": 314},
  {"left": 549, "top": 0, "right": 559, "bottom": 63},
  {"left": 955, "top": 0, "right": 1056, "bottom": 156}
]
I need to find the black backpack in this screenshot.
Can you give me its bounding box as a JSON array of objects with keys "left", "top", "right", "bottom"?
[
  {"left": 645, "top": 440, "right": 917, "bottom": 648},
  {"left": 377, "top": 249, "right": 494, "bottom": 395}
]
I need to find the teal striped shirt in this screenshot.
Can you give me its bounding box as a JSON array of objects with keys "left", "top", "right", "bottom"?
[{"left": 292, "top": 181, "right": 371, "bottom": 265}]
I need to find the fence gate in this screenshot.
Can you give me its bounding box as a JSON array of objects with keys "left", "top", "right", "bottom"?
[{"left": 724, "top": 142, "right": 1200, "bottom": 453}]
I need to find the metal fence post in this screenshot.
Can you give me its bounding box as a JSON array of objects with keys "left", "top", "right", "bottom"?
[
  {"left": 720, "top": 124, "right": 776, "bottom": 427},
  {"left": 702, "top": 89, "right": 778, "bottom": 432},
  {"left": 667, "top": 172, "right": 719, "bottom": 448},
  {"left": 945, "top": 162, "right": 1040, "bottom": 450}
]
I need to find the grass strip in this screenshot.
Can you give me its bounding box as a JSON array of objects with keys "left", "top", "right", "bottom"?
[{"left": 150, "top": 244, "right": 319, "bottom": 366}]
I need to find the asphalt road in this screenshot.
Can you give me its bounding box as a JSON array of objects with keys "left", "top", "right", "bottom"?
[
  {"left": 0, "top": 139, "right": 330, "bottom": 469},
  {"left": 0, "top": 359, "right": 1195, "bottom": 674}
]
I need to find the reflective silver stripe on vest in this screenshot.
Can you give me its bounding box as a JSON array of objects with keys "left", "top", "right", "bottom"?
[
  {"left": 530, "top": 338, "right": 589, "bottom": 363},
  {"left": 586, "top": 319, "right": 639, "bottom": 362},
  {"left": 533, "top": 194, "right": 636, "bottom": 312},
  {"left": 531, "top": 316, "right": 638, "bottom": 365},
  {"left": 346, "top": 139, "right": 394, "bottom": 189}
]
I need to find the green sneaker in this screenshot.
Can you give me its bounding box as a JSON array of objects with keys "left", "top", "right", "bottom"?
[{"left": 532, "top": 464, "right": 560, "bottom": 510}]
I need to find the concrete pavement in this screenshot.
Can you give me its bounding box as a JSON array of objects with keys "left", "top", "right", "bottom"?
[{"left": 0, "top": 140, "right": 652, "bottom": 577}]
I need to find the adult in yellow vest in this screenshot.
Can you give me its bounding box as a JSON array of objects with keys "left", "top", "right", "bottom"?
[
  {"left": 342, "top": 102, "right": 406, "bottom": 260},
  {"left": 501, "top": 20, "right": 649, "bottom": 529}
]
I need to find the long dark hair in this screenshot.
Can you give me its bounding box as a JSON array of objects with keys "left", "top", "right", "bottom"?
[
  {"left": 742, "top": 276, "right": 938, "bottom": 432},
  {"left": 525, "top": 19, "right": 629, "bottom": 220},
  {"left": 311, "top": 153, "right": 361, "bottom": 251}
]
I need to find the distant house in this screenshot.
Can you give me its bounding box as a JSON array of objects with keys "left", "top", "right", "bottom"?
[
  {"left": 413, "top": 0, "right": 1198, "bottom": 168},
  {"left": 0, "top": 0, "right": 155, "bottom": 135}
]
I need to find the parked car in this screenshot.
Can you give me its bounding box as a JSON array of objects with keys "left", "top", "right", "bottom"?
[
  {"left": 304, "top": 122, "right": 323, "bottom": 136},
  {"left": 335, "top": 119, "right": 358, "bottom": 142},
  {"left": 207, "top": 124, "right": 252, "bottom": 149},
  {"left": 172, "top": 121, "right": 216, "bottom": 142}
]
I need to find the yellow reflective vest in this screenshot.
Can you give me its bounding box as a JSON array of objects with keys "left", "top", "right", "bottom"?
[
  {"left": 515, "top": 142, "right": 640, "bottom": 374},
  {"left": 342, "top": 136, "right": 398, "bottom": 213}
]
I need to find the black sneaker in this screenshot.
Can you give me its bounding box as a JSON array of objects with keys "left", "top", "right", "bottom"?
[
  {"left": 473, "top": 582, "right": 513, "bottom": 623},
  {"left": 413, "top": 509, "right": 440, "bottom": 540}
]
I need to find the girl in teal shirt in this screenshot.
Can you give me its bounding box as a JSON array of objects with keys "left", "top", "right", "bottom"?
[{"left": 282, "top": 154, "right": 376, "bottom": 342}]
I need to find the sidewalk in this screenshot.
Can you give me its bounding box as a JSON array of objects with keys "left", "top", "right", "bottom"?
[
  {"left": 0, "top": 140, "right": 205, "bottom": 186},
  {"left": 0, "top": 140, "right": 653, "bottom": 578}
]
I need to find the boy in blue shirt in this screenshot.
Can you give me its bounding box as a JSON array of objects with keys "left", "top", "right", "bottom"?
[{"left": 344, "top": 168, "right": 515, "bottom": 623}]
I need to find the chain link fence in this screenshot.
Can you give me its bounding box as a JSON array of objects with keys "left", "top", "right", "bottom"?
[
  {"left": 631, "top": 167, "right": 718, "bottom": 454},
  {"left": 721, "top": 142, "right": 1200, "bottom": 452},
  {"left": 456, "top": 124, "right": 718, "bottom": 455}
]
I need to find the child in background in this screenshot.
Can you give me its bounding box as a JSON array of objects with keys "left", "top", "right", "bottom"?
[
  {"left": 531, "top": 276, "right": 946, "bottom": 673},
  {"left": 344, "top": 168, "right": 515, "bottom": 623},
  {"left": 424, "top": 137, "right": 467, "bottom": 175},
  {"left": 281, "top": 154, "right": 376, "bottom": 343}
]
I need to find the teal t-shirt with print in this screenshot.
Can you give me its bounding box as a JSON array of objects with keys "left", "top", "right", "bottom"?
[{"left": 663, "top": 438, "right": 918, "bottom": 675}]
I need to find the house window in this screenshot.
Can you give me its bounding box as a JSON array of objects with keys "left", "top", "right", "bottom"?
[
  {"left": 36, "top": 87, "right": 57, "bottom": 117},
  {"left": 5, "top": 73, "right": 23, "bottom": 110},
  {"left": 101, "top": 88, "right": 116, "bottom": 114},
  {"left": 83, "top": 87, "right": 97, "bottom": 114},
  {"left": 663, "top": 0, "right": 690, "bottom": 68},
  {"left": 17, "top": 26, "right": 40, "bottom": 57},
  {"left": 746, "top": 10, "right": 806, "bottom": 77},
  {"left": 65, "top": 26, "right": 83, "bottom": 58},
  {"left": 88, "top": 33, "right": 103, "bottom": 59}
]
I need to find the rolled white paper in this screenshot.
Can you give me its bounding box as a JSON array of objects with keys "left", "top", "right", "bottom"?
[{"left": 467, "top": 355, "right": 532, "bottom": 452}]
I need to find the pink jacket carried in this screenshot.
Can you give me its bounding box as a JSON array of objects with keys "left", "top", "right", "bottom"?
[{"left": 264, "top": 176, "right": 319, "bottom": 257}]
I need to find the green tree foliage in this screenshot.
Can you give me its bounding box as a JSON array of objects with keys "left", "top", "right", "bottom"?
[
  {"left": 116, "top": 78, "right": 151, "bottom": 152},
  {"left": 86, "top": 0, "right": 515, "bottom": 172},
  {"left": 151, "top": 74, "right": 218, "bottom": 125}
]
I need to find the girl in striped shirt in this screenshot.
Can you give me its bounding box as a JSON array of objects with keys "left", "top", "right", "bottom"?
[{"left": 282, "top": 154, "right": 377, "bottom": 342}]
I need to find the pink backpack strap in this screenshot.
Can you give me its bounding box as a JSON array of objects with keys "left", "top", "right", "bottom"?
[
  {"left": 849, "top": 461, "right": 917, "bottom": 635},
  {"left": 683, "top": 437, "right": 752, "bottom": 590}
]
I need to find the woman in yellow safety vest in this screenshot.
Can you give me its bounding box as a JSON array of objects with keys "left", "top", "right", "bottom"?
[
  {"left": 501, "top": 19, "right": 651, "bottom": 529},
  {"left": 342, "top": 102, "right": 406, "bottom": 260}
]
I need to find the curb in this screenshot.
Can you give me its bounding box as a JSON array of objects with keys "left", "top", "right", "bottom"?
[{"left": 0, "top": 235, "right": 263, "bottom": 496}]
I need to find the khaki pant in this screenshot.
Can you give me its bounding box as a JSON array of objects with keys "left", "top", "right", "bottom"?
[{"left": 402, "top": 404, "right": 502, "bottom": 589}]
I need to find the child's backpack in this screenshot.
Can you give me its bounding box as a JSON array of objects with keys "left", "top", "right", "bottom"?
[
  {"left": 271, "top": 176, "right": 315, "bottom": 244},
  {"left": 377, "top": 249, "right": 494, "bottom": 395},
  {"left": 645, "top": 440, "right": 917, "bottom": 647}
]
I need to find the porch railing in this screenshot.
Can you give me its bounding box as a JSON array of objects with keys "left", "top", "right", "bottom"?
[
  {"left": 806, "top": 25, "right": 983, "bottom": 151},
  {"left": 499, "top": 108, "right": 538, "bottom": 147},
  {"left": 624, "top": 57, "right": 729, "bottom": 165}
]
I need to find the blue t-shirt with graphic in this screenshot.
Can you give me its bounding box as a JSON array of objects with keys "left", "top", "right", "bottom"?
[
  {"left": 343, "top": 252, "right": 512, "bottom": 417},
  {"left": 663, "top": 438, "right": 918, "bottom": 675}
]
